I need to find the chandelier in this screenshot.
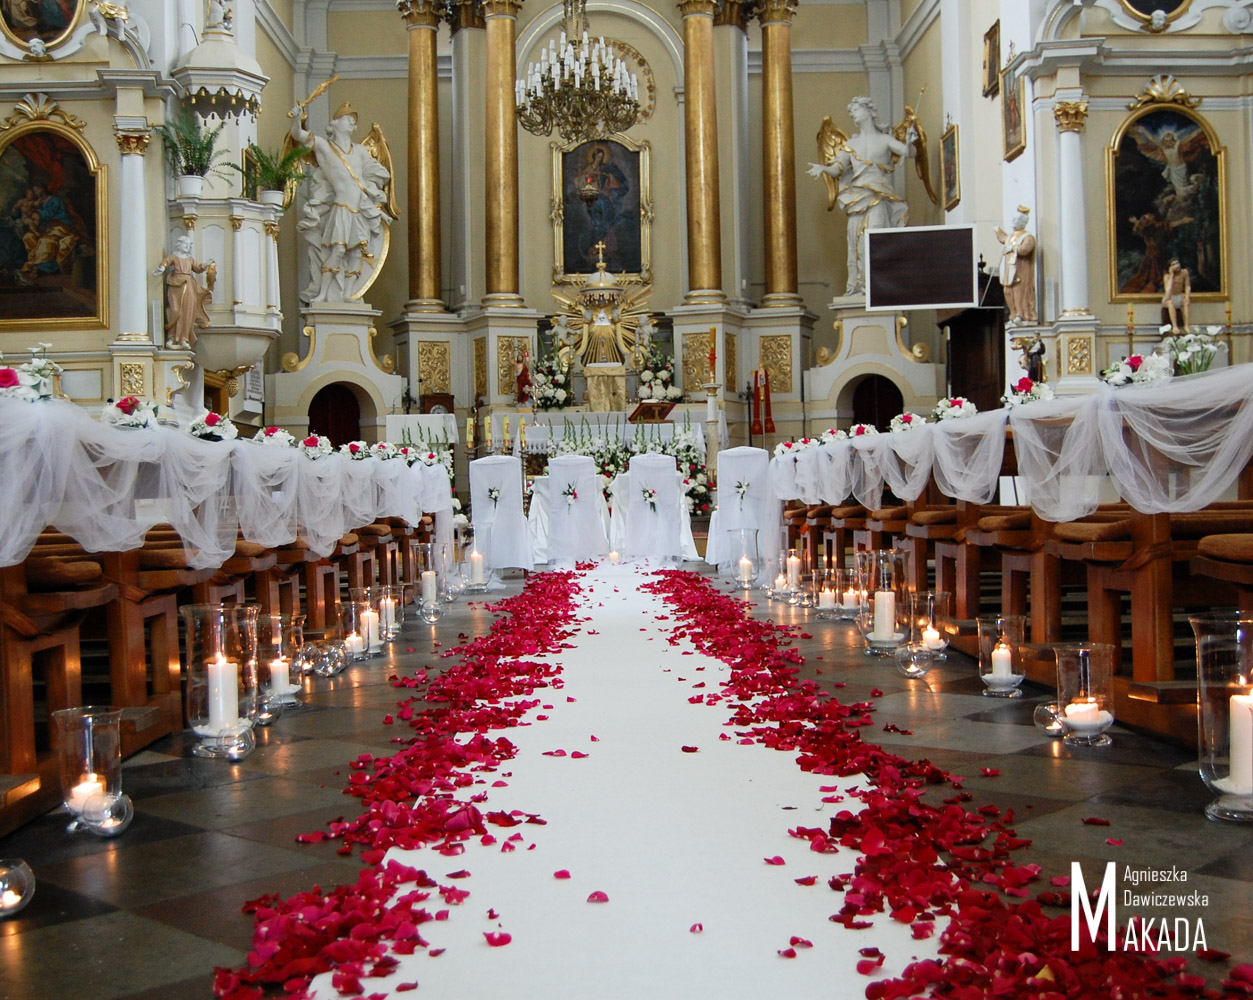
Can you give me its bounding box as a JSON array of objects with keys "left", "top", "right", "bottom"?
[{"left": 515, "top": 0, "right": 640, "bottom": 144}]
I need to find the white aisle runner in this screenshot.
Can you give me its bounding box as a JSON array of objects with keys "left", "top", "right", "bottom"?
[{"left": 311, "top": 567, "right": 937, "bottom": 999}]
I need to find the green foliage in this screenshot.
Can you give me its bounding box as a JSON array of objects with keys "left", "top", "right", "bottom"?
[
  {"left": 155, "top": 108, "right": 229, "bottom": 178},
  {"left": 229, "top": 143, "right": 309, "bottom": 201}
]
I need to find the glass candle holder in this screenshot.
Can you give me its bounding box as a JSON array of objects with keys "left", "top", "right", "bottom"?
[
  {"left": 912, "top": 591, "right": 953, "bottom": 659},
  {"left": 895, "top": 641, "right": 935, "bottom": 679},
  {"left": 258, "top": 613, "right": 306, "bottom": 707},
  {"left": 976, "top": 614, "right": 1026, "bottom": 697},
  {"left": 731, "top": 528, "right": 759, "bottom": 591},
  {"left": 1190, "top": 613, "right": 1253, "bottom": 822},
  {"left": 865, "top": 550, "right": 905, "bottom": 650},
  {"left": 376, "top": 585, "right": 405, "bottom": 641},
  {"left": 814, "top": 567, "right": 840, "bottom": 620},
  {"left": 180, "top": 604, "right": 259, "bottom": 759},
  {"left": 1055, "top": 643, "right": 1116, "bottom": 747},
  {"left": 0, "top": 860, "right": 35, "bottom": 918},
  {"left": 1033, "top": 700, "right": 1066, "bottom": 738},
  {"left": 785, "top": 548, "right": 803, "bottom": 605},
  {"left": 51, "top": 706, "right": 123, "bottom": 828},
  {"left": 420, "top": 598, "right": 445, "bottom": 624},
  {"left": 465, "top": 538, "right": 488, "bottom": 593},
  {"left": 302, "top": 639, "right": 351, "bottom": 677},
  {"left": 340, "top": 600, "right": 379, "bottom": 659}
]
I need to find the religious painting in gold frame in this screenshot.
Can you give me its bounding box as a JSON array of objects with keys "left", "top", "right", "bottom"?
[
  {"left": 1, "top": 0, "right": 83, "bottom": 50},
  {"left": 552, "top": 133, "right": 651, "bottom": 286},
  {"left": 940, "top": 122, "right": 960, "bottom": 211},
  {"left": 1116, "top": 0, "right": 1192, "bottom": 27},
  {"left": 1000, "top": 63, "right": 1026, "bottom": 162},
  {"left": 1106, "top": 94, "right": 1225, "bottom": 303},
  {"left": 0, "top": 95, "right": 108, "bottom": 330},
  {"left": 982, "top": 21, "right": 1000, "bottom": 97}
]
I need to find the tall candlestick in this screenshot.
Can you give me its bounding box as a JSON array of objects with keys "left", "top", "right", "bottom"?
[
  {"left": 380, "top": 597, "right": 398, "bottom": 630},
  {"left": 466, "top": 416, "right": 475, "bottom": 450},
  {"left": 360, "top": 609, "right": 380, "bottom": 651}
]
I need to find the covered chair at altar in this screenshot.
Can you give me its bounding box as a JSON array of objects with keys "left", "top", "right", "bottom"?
[
  {"left": 705, "top": 446, "right": 776, "bottom": 579},
  {"left": 544, "top": 455, "right": 610, "bottom": 565},
  {"left": 618, "top": 453, "right": 683, "bottom": 562},
  {"left": 469, "top": 455, "right": 532, "bottom": 573}
]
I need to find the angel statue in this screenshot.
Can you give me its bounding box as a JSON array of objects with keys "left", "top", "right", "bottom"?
[
  {"left": 289, "top": 98, "right": 396, "bottom": 304},
  {"left": 807, "top": 95, "right": 936, "bottom": 297}
]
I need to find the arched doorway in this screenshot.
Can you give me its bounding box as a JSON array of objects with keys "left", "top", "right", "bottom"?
[
  {"left": 850, "top": 374, "right": 904, "bottom": 431},
  {"left": 308, "top": 383, "right": 360, "bottom": 446}
]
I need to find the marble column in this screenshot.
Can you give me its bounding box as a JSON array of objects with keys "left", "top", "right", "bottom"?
[
  {"left": 1054, "top": 99, "right": 1092, "bottom": 317},
  {"left": 114, "top": 128, "right": 151, "bottom": 342},
  {"left": 400, "top": 0, "right": 445, "bottom": 311},
  {"left": 482, "top": 0, "right": 523, "bottom": 306},
  {"left": 679, "top": 0, "right": 725, "bottom": 304},
  {"left": 758, "top": 0, "right": 800, "bottom": 307}
]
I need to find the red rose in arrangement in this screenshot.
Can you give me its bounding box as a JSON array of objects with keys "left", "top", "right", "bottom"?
[
  {"left": 0, "top": 368, "right": 19, "bottom": 388},
  {"left": 115, "top": 396, "right": 140, "bottom": 415}
]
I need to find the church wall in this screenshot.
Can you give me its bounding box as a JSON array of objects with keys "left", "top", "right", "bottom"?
[
  {"left": 796, "top": 2, "right": 868, "bottom": 49},
  {"left": 326, "top": 11, "right": 406, "bottom": 55}
]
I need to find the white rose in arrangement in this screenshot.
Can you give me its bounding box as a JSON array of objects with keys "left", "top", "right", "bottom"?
[
  {"left": 639, "top": 369, "right": 654, "bottom": 382},
  {"left": 556, "top": 388, "right": 567, "bottom": 402},
  {"left": 666, "top": 385, "right": 683, "bottom": 400}
]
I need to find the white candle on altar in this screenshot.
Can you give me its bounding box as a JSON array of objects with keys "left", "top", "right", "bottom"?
[
  {"left": 786, "top": 554, "right": 801, "bottom": 590},
  {"left": 872, "top": 590, "right": 895, "bottom": 639},
  {"left": 206, "top": 653, "right": 240, "bottom": 733},
  {"left": 738, "top": 556, "right": 753, "bottom": 583},
  {"left": 470, "top": 550, "right": 485, "bottom": 585},
  {"left": 818, "top": 588, "right": 836, "bottom": 610},
  {"left": 421, "top": 570, "right": 439, "bottom": 605},
  {"left": 922, "top": 626, "right": 944, "bottom": 650},
  {"left": 609, "top": 550, "right": 620, "bottom": 565},
  {"left": 361, "top": 609, "right": 381, "bottom": 650},
  {"left": 991, "top": 642, "right": 1014, "bottom": 679},
  {"left": 66, "top": 773, "right": 104, "bottom": 815},
  {"left": 345, "top": 632, "right": 365, "bottom": 657},
  {"left": 1228, "top": 692, "right": 1253, "bottom": 794}
]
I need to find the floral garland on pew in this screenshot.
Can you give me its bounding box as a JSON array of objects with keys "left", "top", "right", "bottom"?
[
  {"left": 640, "top": 570, "right": 1252, "bottom": 999},
  {"left": 214, "top": 571, "right": 584, "bottom": 1000}
]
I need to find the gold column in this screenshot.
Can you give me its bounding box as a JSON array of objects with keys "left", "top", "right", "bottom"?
[
  {"left": 679, "top": 0, "right": 724, "bottom": 304},
  {"left": 483, "top": 0, "right": 523, "bottom": 306},
  {"left": 759, "top": 0, "right": 800, "bottom": 306},
  {"left": 400, "top": 0, "right": 445, "bottom": 311}
]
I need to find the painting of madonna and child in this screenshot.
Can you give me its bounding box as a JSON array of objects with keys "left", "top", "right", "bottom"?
[{"left": 1112, "top": 106, "right": 1224, "bottom": 301}]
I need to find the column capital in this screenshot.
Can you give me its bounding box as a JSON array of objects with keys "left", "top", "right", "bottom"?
[
  {"left": 263, "top": 221, "right": 281, "bottom": 240},
  {"left": 1053, "top": 99, "right": 1089, "bottom": 133},
  {"left": 755, "top": 0, "right": 797, "bottom": 26},
  {"left": 445, "top": 0, "right": 484, "bottom": 31},
  {"left": 398, "top": 0, "right": 444, "bottom": 27},
  {"left": 229, "top": 216, "right": 244, "bottom": 232},
  {"left": 713, "top": 0, "right": 751, "bottom": 30},
  {"left": 481, "top": 0, "right": 520, "bottom": 18},
  {"left": 678, "top": 0, "right": 719, "bottom": 19},
  {"left": 114, "top": 130, "right": 150, "bottom": 156}
]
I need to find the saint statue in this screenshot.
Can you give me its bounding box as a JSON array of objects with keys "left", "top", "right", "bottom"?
[
  {"left": 1162, "top": 258, "right": 1192, "bottom": 333},
  {"left": 289, "top": 98, "right": 395, "bottom": 304},
  {"left": 995, "top": 206, "right": 1037, "bottom": 326},
  {"left": 515, "top": 353, "right": 532, "bottom": 405},
  {"left": 808, "top": 95, "right": 933, "bottom": 297},
  {"left": 154, "top": 233, "right": 214, "bottom": 349}
]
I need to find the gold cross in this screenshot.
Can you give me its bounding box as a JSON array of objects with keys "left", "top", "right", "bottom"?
[{"left": 593, "top": 240, "right": 606, "bottom": 266}]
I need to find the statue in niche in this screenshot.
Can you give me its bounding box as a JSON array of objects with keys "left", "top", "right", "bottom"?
[
  {"left": 154, "top": 233, "right": 214, "bottom": 349},
  {"left": 808, "top": 95, "right": 935, "bottom": 297},
  {"left": 289, "top": 97, "right": 395, "bottom": 304}
]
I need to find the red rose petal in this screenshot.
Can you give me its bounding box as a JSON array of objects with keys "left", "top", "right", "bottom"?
[
  {"left": 794, "top": 876, "right": 818, "bottom": 886},
  {"left": 681, "top": 745, "right": 699, "bottom": 753},
  {"left": 483, "top": 931, "right": 511, "bottom": 947},
  {"left": 553, "top": 870, "right": 572, "bottom": 879},
  {"left": 689, "top": 923, "right": 703, "bottom": 933},
  {"left": 778, "top": 947, "right": 797, "bottom": 959},
  {"left": 764, "top": 856, "right": 786, "bottom": 866},
  {"left": 1082, "top": 816, "right": 1111, "bottom": 826},
  {"left": 586, "top": 891, "right": 609, "bottom": 903}
]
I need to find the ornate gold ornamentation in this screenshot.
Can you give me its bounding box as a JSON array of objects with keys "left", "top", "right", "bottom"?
[
  {"left": 1117, "top": 0, "right": 1192, "bottom": 31},
  {"left": 610, "top": 41, "right": 657, "bottom": 125},
  {"left": 1128, "top": 74, "right": 1200, "bottom": 110},
  {"left": 473, "top": 337, "right": 487, "bottom": 402},
  {"left": 398, "top": 0, "right": 445, "bottom": 27},
  {"left": 755, "top": 0, "right": 798, "bottom": 25},
  {"left": 182, "top": 215, "right": 196, "bottom": 230},
  {"left": 0, "top": 94, "right": 87, "bottom": 134},
  {"left": 282, "top": 326, "right": 316, "bottom": 372},
  {"left": 713, "top": 0, "right": 751, "bottom": 30},
  {"left": 497, "top": 336, "right": 530, "bottom": 396},
  {"left": 166, "top": 361, "right": 194, "bottom": 405},
  {"left": 759, "top": 335, "right": 793, "bottom": 393},
  {"left": 682, "top": 333, "right": 708, "bottom": 393},
  {"left": 229, "top": 216, "right": 244, "bottom": 232},
  {"left": 119, "top": 362, "right": 145, "bottom": 397},
  {"left": 417, "top": 341, "right": 451, "bottom": 395},
  {"left": 1053, "top": 100, "right": 1089, "bottom": 133},
  {"left": 725, "top": 331, "right": 738, "bottom": 395},
  {"left": 263, "top": 221, "right": 280, "bottom": 240},
  {"left": 444, "top": 0, "right": 485, "bottom": 31},
  {"left": 1067, "top": 336, "right": 1092, "bottom": 375},
  {"left": 480, "top": 0, "right": 521, "bottom": 16},
  {"left": 679, "top": 0, "right": 720, "bottom": 17},
  {"left": 114, "top": 131, "right": 151, "bottom": 156}
]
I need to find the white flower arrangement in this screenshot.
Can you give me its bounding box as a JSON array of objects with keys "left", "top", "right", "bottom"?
[
  {"left": 637, "top": 351, "right": 681, "bottom": 402},
  {"left": 533, "top": 352, "right": 573, "bottom": 410},
  {"left": 0, "top": 344, "right": 61, "bottom": 402},
  {"left": 487, "top": 486, "right": 501, "bottom": 509},
  {"left": 930, "top": 396, "right": 979, "bottom": 421},
  {"left": 187, "top": 410, "right": 238, "bottom": 441},
  {"left": 641, "top": 485, "right": 657, "bottom": 513},
  {"left": 1100, "top": 351, "right": 1173, "bottom": 387},
  {"left": 562, "top": 481, "right": 578, "bottom": 510},
  {"left": 370, "top": 440, "right": 400, "bottom": 461},
  {"left": 340, "top": 440, "right": 370, "bottom": 459},
  {"left": 847, "top": 423, "right": 879, "bottom": 437},
  {"left": 396, "top": 445, "right": 418, "bottom": 465},
  {"left": 819, "top": 427, "right": 848, "bottom": 443},
  {"left": 101, "top": 396, "right": 158, "bottom": 429},
  {"left": 1000, "top": 377, "right": 1055, "bottom": 407},
  {"left": 772, "top": 437, "right": 819, "bottom": 458},
  {"left": 1161, "top": 329, "right": 1220, "bottom": 375},
  {"left": 298, "top": 433, "right": 334, "bottom": 459},
  {"left": 255, "top": 425, "right": 297, "bottom": 447},
  {"left": 889, "top": 412, "right": 926, "bottom": 433}
]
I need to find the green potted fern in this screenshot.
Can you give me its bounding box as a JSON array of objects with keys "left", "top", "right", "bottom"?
[
  {"left": 230, "top": 142, "right": 309, "bottom": 208},
  {"left": 156, "top": 108, "right": 229, "bottom": 198}
]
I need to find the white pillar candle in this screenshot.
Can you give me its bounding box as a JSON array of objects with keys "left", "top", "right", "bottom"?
[
  {"left": 421, "top": 570, "right": 439, "bottom": 605},
  {"left": 1229, "top": 694, "right": 1253, "bottom": 795},
  {"left": 738, "top": 556, "right": 753, "bottom": 583},
  {"left": 1065, "top": 700, "right": 1101, "bottom": 725},
  {"left": 775, "top": 573, "right": 788, "bottom": 593},
  {"left": 66, "top": 773, "right": 104, "bottom": 816},
  {"left": 265, "top": 657, "right": 289, "bottom": 694},
  {"left": 380, "top": 597, "right": 397, "bottom": 630},
  {"left": 991, "top": 642, "right": 1014, "bottom": 678},
  {"left": 872, "top": 590, "right": 895, "bottom": 639},
  {"left": 818, "top": 589, "right": 836, "bottom": 610},
  {"left": 206, "top": 653, "right": 240, "bottom": 733},
  {"left": 922, "top": 626, "right": 944, "bottom": 650},
  {"left": 360, "top": 609, "right": 380, "bottom": 650},
  {"left": 706, "top": 393, "right": 717, "bottom": 422},
  {"left": 843, "top": 588, "right": 858, "bottom": 610},
  {"left": 344, "top": 632, "right": 365, "bottom": 657},
  {"left": 609, "top": 550, "right": 620, "bottom": 565},
  {"left": 786, "top": 554, "right": 801, "bottom": 590},
  {"left": 469, "top": 550, "right": 485, "bottom": 584}
]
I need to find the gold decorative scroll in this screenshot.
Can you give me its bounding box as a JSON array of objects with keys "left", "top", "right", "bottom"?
[
  {"left": 759, "top": 334, "right": 793, "bottom": 393},
  {"left": 119, "top": 362, "right": 145, "bottom": 396},
  {"left": 417, "top": 341, "right": 451, "bottom": 394},
  {"left": 1067, "top": 336, "right": 1092, "bottom": 375},
  {"left": 682, "top": 333, "right": 708, "bottom": 394},
  {"left": 725, "top": 331, "right": 738, "bottom": 395},
  {"left": 0, "top": 93, "right": 87, "bottom": 133},
  {"left": 473, "top": 337, "right": 487, "bottom": 402}
]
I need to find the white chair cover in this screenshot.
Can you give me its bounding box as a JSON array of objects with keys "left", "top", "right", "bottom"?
[
  {"left": 705, "top": 446, "right": 771, "bottom": 576},
  {"left": 546, "top": 455, "right": 609, "bottom": 564},
  {"left": 527, "top": 477, "right": 550, "bottom": 563},
  {"left": 608, "top": 472, "right": 630, "bottom": 551},
  {"left": 470, "top": 455, "right": 533, "bottom": 570},
  {"left": 622, "top": 454, "right": 681, "bottom": 560}
]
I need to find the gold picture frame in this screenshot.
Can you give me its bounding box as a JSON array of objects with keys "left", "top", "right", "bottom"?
[
  {"left": 1106, "top": 95, "right": 1226, "bottom": 303},
  {"left": 1000, "top": 63, "right": 1026, "bottom": 162},
  {"left": 982, "top": 21, "right": 1000, "bottom": 97},
  {"left": 1116, "top": 0, "right": 1192, "bottom": 27},
  {"left": 940, "top": 122, "right": 960, "bottom": 211},
  {"left": 1, "top": 0, "right": 83, "bottom": 50},
  {"left": 551, "top": 133, "right": 652, "bottom": 286}
]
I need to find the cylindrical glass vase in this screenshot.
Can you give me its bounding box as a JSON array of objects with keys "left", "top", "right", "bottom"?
[
  {"left": 180, "top": 603, "right": 259, "bottom": 759},
  {"left": 1055, "top": 643, "right": 1116, "bottom": 747},
  {"left": 912, "top": 591, "right": 953, "bottom": 659},
  {"left": 258, "top": 613, "right": 306, "bottom": 706},
  {"left": 977, "top": 614, "right": 1026, "bottom": 697},
  {"left": 340, "top": 600, "right": 379, "bottom": 659},
  {"left": 1191, "top": 613, "right": 1253, "bottom": 822},
  {"left": 730, "top": 528, "right": 759, "bottom": 591},
  {"left": 51, "top": 706, "right": 122, "bottom": 822},
  {"left": 863, "top": 550, "right": 905, "bottom": 652}
]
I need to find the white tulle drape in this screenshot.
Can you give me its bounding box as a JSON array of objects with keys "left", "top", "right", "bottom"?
[{"left": 0, "top": 398, "right": 454, "bottom": 569}]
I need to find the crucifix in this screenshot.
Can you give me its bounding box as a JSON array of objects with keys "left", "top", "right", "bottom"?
[{"left": 592, "top": 240, "right": 607, "bottom": 268}]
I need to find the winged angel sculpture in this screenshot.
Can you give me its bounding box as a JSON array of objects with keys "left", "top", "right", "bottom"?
[
  {"left": 807, "top": 95, "right": 937, "bottom": 297},
  {"left": 289, "top": 96, "right": 396, "bottom": 304}
]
